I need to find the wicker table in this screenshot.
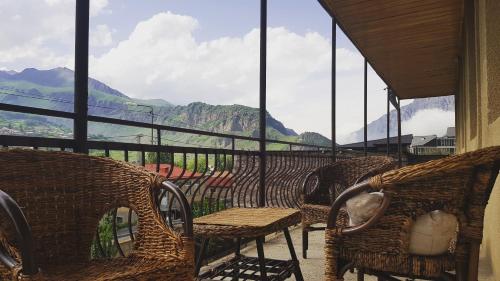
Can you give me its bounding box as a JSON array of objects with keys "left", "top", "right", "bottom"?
[{"left": 194, "top": 208, "right": 304, "bottom": 281}]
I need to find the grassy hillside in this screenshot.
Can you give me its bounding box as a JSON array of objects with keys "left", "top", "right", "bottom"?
[{"left": 0, "top": 67, "right": 331, "bottom": 150}]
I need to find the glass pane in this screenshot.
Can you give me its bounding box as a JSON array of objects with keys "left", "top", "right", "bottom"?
[
  {"left": 88, "top": 1, "right": 259, "bottom": 150},
  {"left": 0, "top": 111, "right": 73, "bottom": 140},
  {"left": 0, "top": 0, "right": 75, "bottom": 143},
  {"left": 366, "top": 64, "right": 388, "bottom": 141},
  {"left": 267, "top": 0, "right": 332, "bottom": 150},
  {"left": 336, "top": 30, "right": 364, "bottom": 145},
  {"left": 0, "top": 0, "right": 76, "bottom": 113}
]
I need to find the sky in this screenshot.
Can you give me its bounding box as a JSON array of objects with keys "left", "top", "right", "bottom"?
[{"left": 0, "top": 0, "right": 417, "bottom": 143}]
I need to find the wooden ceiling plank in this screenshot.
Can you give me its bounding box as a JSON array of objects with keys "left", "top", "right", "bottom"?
[{"left": 322, "top": 0, "right": 463, "bottom": 99}]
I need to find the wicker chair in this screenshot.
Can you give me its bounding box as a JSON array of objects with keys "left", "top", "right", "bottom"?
[
  {"left": 0, "top": 149, "right": 194, "bottom": 281},
  {"left": 325, "top": 146, "right": 500, "bottom": 281},
  {"left": 301, "top": 156, "right": 395, "bottom": 258}
]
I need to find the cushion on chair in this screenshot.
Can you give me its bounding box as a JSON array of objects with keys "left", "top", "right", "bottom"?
[
  {"left": 345, "top": 192, "right": 384, "bottom": 226},
  {"left": 408, "top": 210, "right": 458, "bottom": 255},
  {"left": 345, "top": 193, "right": 458, "bottom": 256}
]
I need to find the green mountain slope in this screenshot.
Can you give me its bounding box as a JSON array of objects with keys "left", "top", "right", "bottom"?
[{"left": 0, "top": 67, "right": 331, "bottom": 150}]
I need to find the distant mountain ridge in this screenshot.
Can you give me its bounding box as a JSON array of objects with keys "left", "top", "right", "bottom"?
[
  {"left": 0, "top": 67, "right": 331, "bottom": 148},
  {"left": 345, "top": 95, "right": 455, "bottom": 143}
]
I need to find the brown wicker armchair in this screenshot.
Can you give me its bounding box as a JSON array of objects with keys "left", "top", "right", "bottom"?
[
  {"left": 301, "top": 156, "right": 395, "bottom": 258},
  {"left": 0, "top": 149, "right": 194, "bottom": 281},
  {"left": 325, "top": 146, "right": 500, "bottom": 281}
]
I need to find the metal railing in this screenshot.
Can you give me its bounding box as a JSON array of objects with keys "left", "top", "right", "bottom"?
[
  {"left": 0, "top": 101, "right": 342, "bottom": 258},
  {"left": 0, "top": 102, "right": 336, "bottom": 211},
  {"left": 0, "top": 138, "right": 332, "bottom": 211}
]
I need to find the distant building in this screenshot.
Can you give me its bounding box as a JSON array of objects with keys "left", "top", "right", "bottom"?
[
  {"left": 144, "top": 163, "right": 203, "bottom": 180},
  {"left": 339, "top": 134, "right": 413, "bottom": 153},
  {"left": 0, "top": 127, "right": 19, "bottom": 135},
  {"left": 409, "top": 127, "right": 455, "bottom": 155},
  {"left": 144, "top": 163, "right": 233, "bottom": 210}
]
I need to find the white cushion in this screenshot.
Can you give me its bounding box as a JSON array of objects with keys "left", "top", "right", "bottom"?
[
  {"left": 345, "top": 193, "right": 458, "bottom": 256},
  {"left": 345, "top": 192, "right": 384, "bottom": 226},
  {"left": 408, "top": 210, "right": 458, "bottom": 255}
]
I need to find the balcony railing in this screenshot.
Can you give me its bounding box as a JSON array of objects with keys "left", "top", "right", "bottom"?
[
  {"left": 0, "top": 102, "right": 343, "bottom": 211},
  {"left": 0, "top": 102, "right": 346, "bottom": 259}
]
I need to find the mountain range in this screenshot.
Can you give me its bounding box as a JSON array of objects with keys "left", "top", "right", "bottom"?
[
  {"left": 345, "top": 95, "right": 455, "bottom": 143},
  {"left": 0, "top": 67, "right": 331, "bottom": 149}
]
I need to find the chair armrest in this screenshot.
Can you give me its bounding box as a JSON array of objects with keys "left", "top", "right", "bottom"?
[
  {"left": 302, "top": 171, "right": 320, "bottom": 203},
  {"left": 354, "top": 170, "right": 379, "bottom": 185},
  {"left": 161, "top": 181, "right": 193, "bottom": 238},
  {"left": 132, "top": 180, "right": 194, "bottom": 264},
  {"left": 0, "top": 190, "right": 38, "bottom": 276},
  {"left": 327, "top": 181, "right": 392, "bottom": 236}
]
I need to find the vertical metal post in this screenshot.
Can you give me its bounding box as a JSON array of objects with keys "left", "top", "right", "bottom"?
[
  {"left": 363, "top": 58, "right": 368, "bottom": 156},
  {"left": 156, "top": 128, "right": 161, "bottom": 173},
  {"left": 386, "top": 88, "right": 390, "bottom": 156},
  {"left": 258, "top": 0, "right": 267, "bottom": 208},
  {"left": 231, "top": 137, "right": 235, "bottom": 151},
  {"left": 74, "top": 0, "right": 89, "bottom": 154},
  {"left": 397, "top": 97, "right": 402, "bottom": 167},
  {"left": 157, "top": 129, "right": 162, "bottom": 147},
  {"left": 331, "top": 17, "right": 337, "bottom": 162},
  {"left": 150, "top": 109, "right": 154, "bottom": 145}
]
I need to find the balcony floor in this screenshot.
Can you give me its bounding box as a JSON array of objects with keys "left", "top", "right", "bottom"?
[{"left": 202, "top": 224, "right": 496, "bottom": 281}]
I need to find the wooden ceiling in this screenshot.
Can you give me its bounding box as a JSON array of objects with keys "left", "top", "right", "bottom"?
[{"left": 321, "top": 0, "right": 464, "bottom": 99}]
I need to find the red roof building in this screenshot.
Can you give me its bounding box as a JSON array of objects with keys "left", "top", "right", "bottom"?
[
  {"left": 144, "top": 164, "right": 234, "bottom": 188},
  {"left": 144, "top": 164, "right": 203, "bottom": 180}
]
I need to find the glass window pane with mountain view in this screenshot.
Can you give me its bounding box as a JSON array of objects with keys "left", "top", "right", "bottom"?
[
  {"left": 334, "top": 30, "right": 364, "bottom": 145},
  {"left": 267, "top": 0, "right": 332, "bottom": 151},
  {"left": 365, "top": 64, "right": 388, "bottom": 142},
  {"left": 0, "top": 0, "right": 76, "bottom": 138},
  {"left": 88, "top": 1, "right": 260, "bottom": 149}
]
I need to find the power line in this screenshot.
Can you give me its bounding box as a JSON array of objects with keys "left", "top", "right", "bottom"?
[
  {"left": 0, "top": 91, "right": 230, "bottom": 140},
  {"left": 0, "top": 90, "right": 73, "bottom": 105},
  {"left": 1, "top": 90, "right": 278, "bottom": 150},
  {"left": 88, "top": 131, "right": 225, "bottom": 149},
  {"left": 0, "top": 89, "right": 152, "bottom": 114}
]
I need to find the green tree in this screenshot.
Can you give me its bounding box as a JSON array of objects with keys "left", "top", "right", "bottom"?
[
  {"left": 187, "top": 156, "right": 207, "bottom": 173},
  {"left": 146, "top": 152, "right": 172, "bottom": 164},
  {"left": 91, "top": 213, "right": 118, "bottom": 258},
  {"left": 215, "top": 155, "right": 233, "bottom": 171}
]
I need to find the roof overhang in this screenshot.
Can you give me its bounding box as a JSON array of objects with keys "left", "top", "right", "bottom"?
[{"left": 320, "top": 0, "right": 464, "bottom": 99}]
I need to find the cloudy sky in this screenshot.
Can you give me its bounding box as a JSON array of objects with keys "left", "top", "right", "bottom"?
[{"left": 0, "top": 0, "right": 420, "bottom": 143}]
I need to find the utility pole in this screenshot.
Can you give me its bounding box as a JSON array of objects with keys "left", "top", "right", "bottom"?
[
  {"left": 127, "top": 102, "right": 154, "bottom": 145},
  {"left": 136, "top": 134, "right": 144, "bottom": 165},
  {"left": 139, "top": 105, "right": 154, "bottom": 145}
]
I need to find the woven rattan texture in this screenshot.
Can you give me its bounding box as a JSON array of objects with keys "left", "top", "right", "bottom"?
[
  {"left": 0, "top": 149, "right": 194, "bottom": 281},
  {"left": 325, "top": 146, "right": 500, "bottom": 280},
  {"left": 301, "top": 156, "right": 396, "bottom": 227},
  {"left": 193, "top": 208, "right": 301, "bottom": 238}
]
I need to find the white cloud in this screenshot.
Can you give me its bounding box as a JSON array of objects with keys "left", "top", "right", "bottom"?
[
  {"left": 44, "top": 0, "right": 63, "bottom": 6},
  {"left": 90, "top": 0, "right": 110, "bottom": 17},
  {"left": 0, "top": 0, "right": 111, "bottom": 71},
  {"left": 402, "top": 109, "right": 455, "bottom": 137},
  {"left": 0, "top": 0, "right": 75, "bottom": 70},
  {"left": 0, "top": 4, "right": 389, "bottom": 138},
  {"left": 90, "top": 24, "right": 113, "bottom": 47},
  {"left": 90, "top": 11, "right": 370, "bottom": 137}
]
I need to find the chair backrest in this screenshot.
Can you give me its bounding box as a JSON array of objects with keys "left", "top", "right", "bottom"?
[
  {"left": 370, "top": 146, "right": 500, "bottom": 243},
  {"left": 0, "top": 149, "right": 164, "bottom": 267},
  {"left": 308, "top": 156, "right": 396, "bottom": 204}
]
